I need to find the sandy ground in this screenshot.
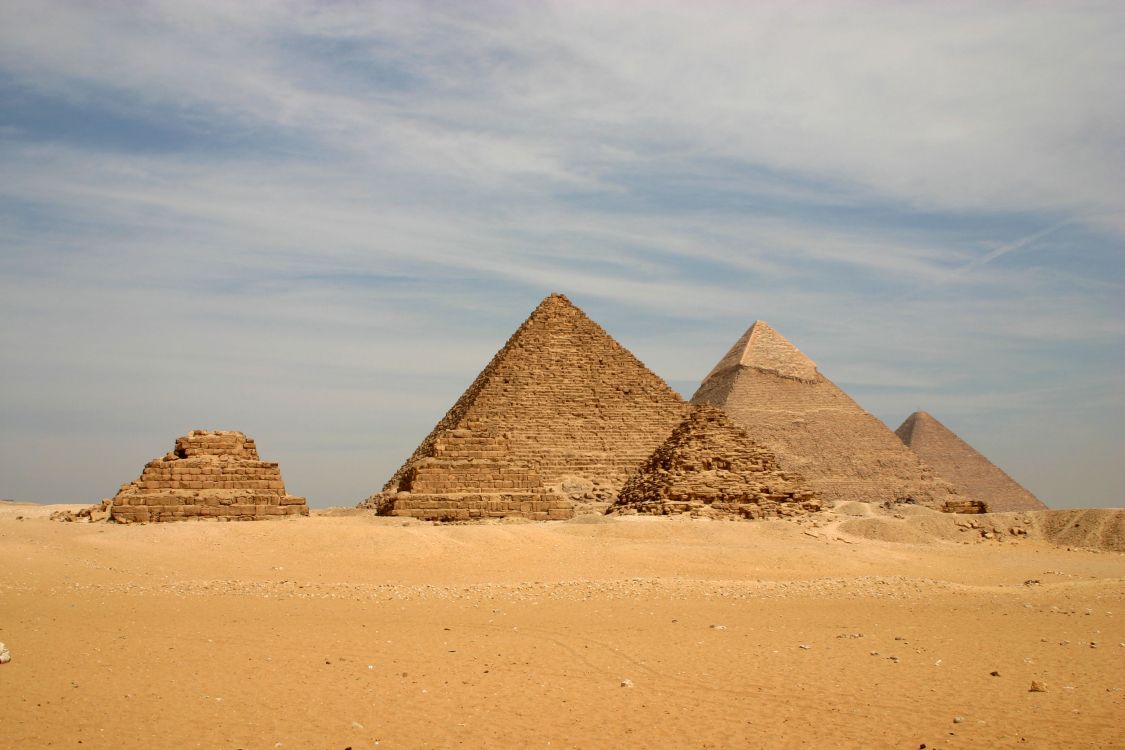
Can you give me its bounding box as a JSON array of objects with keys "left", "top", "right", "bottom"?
[{"left": 1, "top": 501, "right": 1123, "bottom": 750}]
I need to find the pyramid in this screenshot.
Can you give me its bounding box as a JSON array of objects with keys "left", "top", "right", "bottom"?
[
  {"left": 691, "top": 321, "right": 966, "bottom": 509},
  {"left": 613, "top": 404, "right": 821, "bottom": 519},
  {"left": 110, "top": 430, "right": 308, "bottom": 523},
  {"left": 363, "top": 293, "right": 690, "bottom": 520},
  {"left": 896, "top": 411, "right": 1046, "bottom": 512}
]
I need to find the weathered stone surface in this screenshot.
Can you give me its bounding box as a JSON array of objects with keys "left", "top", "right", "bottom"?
[
  {"left": 941, "top": 499, "right": 988, "bottom": 514},
  {"left": 49, "top": 501, "right": 113, "bottom": 523},
  {"left": 895, "top": 411, "right": 1047, "bottom": 513},
  {"left": 613, "top": 405, "right": 821, "bottom": 519},
  {"left": 110, "top": 431, "right": 308, "bottom": 523},
  {"left": 361, "top": 293, "right": 689, "bottom": 520},
  {"left": 692, "top": 321, "right": 965, "bottom": 509}
]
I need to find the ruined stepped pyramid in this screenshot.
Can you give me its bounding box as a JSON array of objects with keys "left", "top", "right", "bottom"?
[
  {"left": 691, "top": 321, "right": 965, "bottom": 508},
  {"left": 613, "top": 404, "right": 821, "bottom": 519},
  {"left": 110, "top": 430, "right": 308, "bottom": 523},
  {"left": 362, "top": 293, "right": 690, "bottom": 520},
  {"left": 896, "top": 411, "right": 1046, "bottom": 512}
]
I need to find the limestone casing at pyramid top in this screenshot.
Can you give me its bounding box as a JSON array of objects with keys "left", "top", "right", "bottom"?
[{"left": 701, "top": 320, "right": 820, "bottom": 386}]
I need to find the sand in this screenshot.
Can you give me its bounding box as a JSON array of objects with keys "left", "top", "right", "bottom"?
[{"left": 1, "top": 501, "right": 1123, "bottom": 749}]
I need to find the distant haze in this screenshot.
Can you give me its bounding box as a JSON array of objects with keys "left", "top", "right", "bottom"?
[{"left": 1, "top": 1, "right": 1121, "bottom": 508}]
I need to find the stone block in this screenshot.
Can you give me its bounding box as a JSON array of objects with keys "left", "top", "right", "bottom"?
[{"left": 109, "top": 430, "right": 308, "bottom": 523}]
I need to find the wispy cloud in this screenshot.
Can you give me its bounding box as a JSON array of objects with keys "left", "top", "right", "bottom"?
[{"left": 1, "top": 1, "right": 1122, "bottom": 507}]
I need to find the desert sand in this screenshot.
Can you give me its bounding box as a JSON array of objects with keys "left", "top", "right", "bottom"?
[{"left": 1, "top": 501, "right": 1122, "bottom": 749}]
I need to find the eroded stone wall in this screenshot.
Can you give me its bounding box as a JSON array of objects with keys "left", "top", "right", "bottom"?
[
  {"left": 111, "top": 430, "right": 308, "bottom": 523},
  {"left": 614, "top": 405, "right": 821, "bottom": 519}
]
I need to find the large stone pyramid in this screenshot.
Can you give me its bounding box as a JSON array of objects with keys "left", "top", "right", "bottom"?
[
  {"left": 110, "top": 430, "right": 308, "bottom": 523},
  {"left": 691, "top": 321, "right": 965, "bottom": 508},
  {"left": 896, "top": 411, "right": 1046, "bottom": 512},
  {"left": 363, "top": 293, "right": 690, "bottom": 520},
  {"left": 613, "top": 404, "right": 821, "bottom": 519}
]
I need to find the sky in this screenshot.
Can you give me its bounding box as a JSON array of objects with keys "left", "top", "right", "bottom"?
[{"left": 1, "top": 1, "right": 1122, "bottom": 509}]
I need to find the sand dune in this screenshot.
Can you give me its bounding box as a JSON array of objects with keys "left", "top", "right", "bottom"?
[
  {"left": 1, "top": 502, "right": 1122, "bottom": 749},
  {"left": 834, "top": 505, "right": 1125, "bottom": 552}
]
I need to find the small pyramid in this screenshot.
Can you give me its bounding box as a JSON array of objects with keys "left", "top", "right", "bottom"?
[
  {"left": 110, "top": 430, "right": 308, "bottom": 523},
  {"left": 363, "top": 294, "right": 689, "bottom": 520},
  {"left": 896, "top": 411, "right": 1046, "bottom": 512},
  {"left": 613, "top": 405, "right": 821, "bottom": 519},
  {"left": 693, "top": 322, "right": 966, "bottom": 509}
]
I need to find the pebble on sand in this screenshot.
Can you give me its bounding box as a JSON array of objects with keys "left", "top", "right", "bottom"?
[
  {"left": 1029, "top": 681, "right": 1048, "bottom": 693},
  {"left": 0, "top": 642, "right": 10, "bottom": 664}
]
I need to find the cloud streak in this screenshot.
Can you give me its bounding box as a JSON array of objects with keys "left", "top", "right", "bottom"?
[{"left": 1, "top": 1, "right": 1122, "bottom": 508}]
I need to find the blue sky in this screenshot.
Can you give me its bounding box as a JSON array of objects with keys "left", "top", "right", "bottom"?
[{"left": 1, "top": 1, "right": 1122, "bottom": 508}]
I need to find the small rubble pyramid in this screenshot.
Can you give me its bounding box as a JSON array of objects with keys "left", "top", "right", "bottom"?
[
  {"left": 362, "top": 293, "right": 689, "bottom": 520},
  {"left": 110, "top": 430, "right": 308, "bottom": 523},
  {"left": 692, "top": 321, "right": 966, "bottom": 509},
  {"left": 613, "top": 405, "right": 821, "bottom": 519},
  {"left": 896, "top": 411, "right": 1046, "bottom": 512}
]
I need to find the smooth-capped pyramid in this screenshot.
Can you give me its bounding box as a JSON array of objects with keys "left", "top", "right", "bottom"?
[
  {"left": 701, "top": 321, "right": 820, "bottom": 383},
  {"left": 110, "top": 430, "right": 308, "bottom": 523},
  {"left": 363, "top": 294, "right": 689, "bottom": 520},
  {"left": 896, "top": 411, "right": 1046, "bottom": 512},
  {"left": 692, "top": 321, "right": 966, "bottom": 509},
  {"left": 613, "top": 404, "right": 821, "bottom": 519}
]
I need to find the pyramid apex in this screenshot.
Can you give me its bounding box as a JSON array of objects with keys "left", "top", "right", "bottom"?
[
  {"left": 531, "top": 292, "right": 580, "bottom": 313},
  {"left": 701, "top": 320, "right": 819, "bottom": 385},
  {"left": 897, "top": 411, "right": 938, "bottom": 443}
]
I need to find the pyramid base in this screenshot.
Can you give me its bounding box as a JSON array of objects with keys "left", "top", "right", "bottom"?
[
  {"left": 941, "top": 499, "right": 988, "bottom": 514},
  {"left": 112, "top": 503, "right": 308, "bottom": 523},
  {"left": 111, "top": 489, "right": 309, "bottom": 523},
  {"left": 792, "top": 478, "right": 962, "bottom": 509},
  {"left": 615, "top": 496, "right": 822, "bottom": 520},
  {"left": 361, "top": 491, "right": 581, "bottom": 521}
]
